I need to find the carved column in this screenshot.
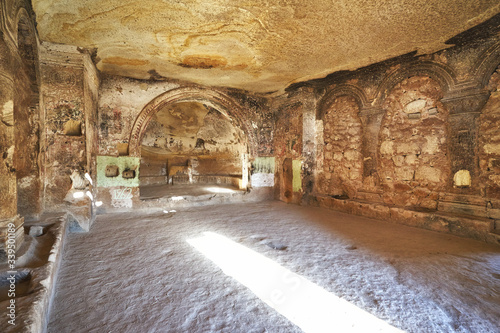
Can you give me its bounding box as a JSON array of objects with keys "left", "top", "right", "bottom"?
[
  {"left": 300, "top": 87, "right": 317, "bottom": 199},
  {"left": 441, "top": 88, "right": 490, "bottom": 192}
]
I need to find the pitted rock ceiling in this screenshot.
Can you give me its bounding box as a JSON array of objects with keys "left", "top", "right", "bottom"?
[{"left": 32, "top": 0, "right": 500, "bottom": 93}]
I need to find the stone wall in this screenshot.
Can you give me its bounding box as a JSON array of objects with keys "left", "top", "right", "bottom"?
[
  {"left": 273, "top": 21, "right": 500, "bottom": 244},
  {"left": 317, "top": 95, "right": 363, "bottom": 199},
  {"left": 379, "top": 76, "right": 450, "bottom": 210}
]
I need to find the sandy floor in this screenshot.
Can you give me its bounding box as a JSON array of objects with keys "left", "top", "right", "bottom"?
[{"left": 47, "top": 201, "right": 500, "bottom": 333}]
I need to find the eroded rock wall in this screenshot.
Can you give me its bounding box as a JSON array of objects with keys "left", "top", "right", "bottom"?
[
  {"left": 96, "top": 76, "right": 273, "bottom": 209},
  {"left": 40, "top": 46, "right": 86, "bottom": 208}
]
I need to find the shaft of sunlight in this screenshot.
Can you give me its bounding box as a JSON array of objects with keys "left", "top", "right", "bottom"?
[{"left": 187, "top": 232, "right": 404, "bottom": 333}]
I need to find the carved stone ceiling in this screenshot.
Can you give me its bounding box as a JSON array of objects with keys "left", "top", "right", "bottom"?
[{"left": 32, "top": 0, "right": 500, "bottom": 93}]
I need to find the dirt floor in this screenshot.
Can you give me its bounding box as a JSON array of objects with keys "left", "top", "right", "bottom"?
[{"left": 47, "top": 201, "right": 500, "bottom": 333}]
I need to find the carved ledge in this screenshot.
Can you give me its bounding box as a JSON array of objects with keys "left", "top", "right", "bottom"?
[{"left": 441, "top": 88, "right": 490, "bottom": 115}]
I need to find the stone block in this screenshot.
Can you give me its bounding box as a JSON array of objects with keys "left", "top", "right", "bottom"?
[{"left": 453, "top": 170, "right": 471, "bottom": 187}]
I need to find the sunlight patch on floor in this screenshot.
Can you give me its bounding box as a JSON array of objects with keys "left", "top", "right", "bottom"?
[
  {"left": 187, "top": 232, "right": 404, "bottom": 333},
  {"left": 204, "top": 187, "right": 236, "bottom": 194}
]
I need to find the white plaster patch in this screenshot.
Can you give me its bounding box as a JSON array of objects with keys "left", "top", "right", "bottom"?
[
  {"left": 1, "top": 100, "right": 14, "bottom": 125},
  {"left": 18, "top": 175, "right": 36, "bottom": 189},
  {"left": 70, "top": 170, "right": 88, "bottom": 190},
  {"left": 251, "top": 173, "right": 274, "bottom": 187}
]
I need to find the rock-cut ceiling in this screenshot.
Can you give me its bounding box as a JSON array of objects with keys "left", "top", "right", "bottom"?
[{"left": 32, "top": 0, "right": 500, "bottom": 93}]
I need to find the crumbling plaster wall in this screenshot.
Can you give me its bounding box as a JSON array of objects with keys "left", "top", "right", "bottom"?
[
  {"left": 98, "top": 76, "right": 180, "bottom": 157},
  {"left": 39, "top": 43, "right": 99, "bottom": 230},
  {"left": 40, "top": 45, "right": 86, "bottom": 208},
  {"left": 273, "top": 28, "right": 500, "bottom": 243}
]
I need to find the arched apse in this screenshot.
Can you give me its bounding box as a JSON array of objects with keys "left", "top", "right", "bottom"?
[
  {"left": 128, "top": 87, "right": 256, "bottom": 157},
  {"left": 378, "top": 76, "right": 450, "bottom": 209},
  {"left": 129, "top": 87, "right": 254, "bottom": 190}
]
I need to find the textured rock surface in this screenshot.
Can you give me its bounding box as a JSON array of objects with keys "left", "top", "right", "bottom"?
[
  {"left": 32, "top": 0, "right": 500, "bottom": 92},
  {"left": 318, "top": 96, "right": 363, "bottom": 198},
  {"left": 379, "top": 76, "right": 450, "bottom": 209}
]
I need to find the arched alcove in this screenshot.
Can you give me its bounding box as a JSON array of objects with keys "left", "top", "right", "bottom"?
[
  {"left": 317, "top": 95, "right": 363, "bottom": 198},
  {"left": 378, "top": 76, "right": 450, "bottom": 209}
]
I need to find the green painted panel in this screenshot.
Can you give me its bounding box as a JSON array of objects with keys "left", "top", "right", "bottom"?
[
  {"left": 252, "top": 157, "right": 275, "bottom": 174},
  {"left": 97, "top": 156, "right": 140, "bottom": 187},
  {"left": 292, "top": 159, "right": 302, "bottom": 192}
]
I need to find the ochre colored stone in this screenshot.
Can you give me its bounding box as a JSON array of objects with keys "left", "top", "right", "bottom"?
[
  {"left": 454, "top": 170, "right": 472, "bottom": 187},
  {"left": 31, "top": 0, "right": 500, "bottom": 93}
]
